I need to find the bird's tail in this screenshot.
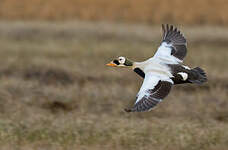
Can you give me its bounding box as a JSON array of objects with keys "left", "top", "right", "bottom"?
[{"left": 188, "top": 67, "right": 207, "bottom": 84}]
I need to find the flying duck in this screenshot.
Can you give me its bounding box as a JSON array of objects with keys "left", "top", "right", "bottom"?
[{"left": 107, "top": 24, "right": 207, "bottom": 112}]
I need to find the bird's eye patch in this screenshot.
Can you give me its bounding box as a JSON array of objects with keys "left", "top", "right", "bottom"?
[{"left": 113, "top": 60, "right": 120, "bottom": 65}]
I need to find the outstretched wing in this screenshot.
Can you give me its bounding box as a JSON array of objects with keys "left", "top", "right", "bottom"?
[
  {"left": 125, "top": 73, "right": 173, "bottom": 112},
  {"left": 153, "top": 24, "right": 187, "bottom": 64}
]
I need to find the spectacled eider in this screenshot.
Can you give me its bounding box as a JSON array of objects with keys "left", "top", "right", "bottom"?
[{"left": 107, "top": 24, "right": 207, "bottom": 112}]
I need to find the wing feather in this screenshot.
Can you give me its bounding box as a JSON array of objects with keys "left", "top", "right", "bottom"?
[
  {"left": 154, "top": 24, "right": 187, "bottom": 63},
  {"left": 125, "top": 73, "right": 173, "bottom": 112}
]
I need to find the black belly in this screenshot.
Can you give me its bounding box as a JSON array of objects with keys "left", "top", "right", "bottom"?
[{"left": 168, "top": 64, "right": 196, "bottom": 85}]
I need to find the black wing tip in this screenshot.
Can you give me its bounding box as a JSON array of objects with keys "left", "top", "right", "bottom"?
[
  {"left": 192, "top": 67, "right": 208, "bottom": 84},
  {"left": 162, "top": 24, "right": 178, "bottom": 31},
  {"left": 162, "top": 24, "right": 186, "bottom": 44},
  {"left": 124, "top": 108, "right": 147, "bottom": 113}
]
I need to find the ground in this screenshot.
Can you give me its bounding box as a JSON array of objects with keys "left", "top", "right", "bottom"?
[{"left": 0, "top": 21, "right": 228, "bottom": 150}]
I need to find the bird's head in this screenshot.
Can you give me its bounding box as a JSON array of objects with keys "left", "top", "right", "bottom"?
[{"left": 106, "top": 56, "right": 133, "bottom": 67}]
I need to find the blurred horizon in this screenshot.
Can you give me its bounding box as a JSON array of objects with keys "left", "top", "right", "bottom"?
[{"left": 0, "top": 0, "right": 228, "bottom": 25}]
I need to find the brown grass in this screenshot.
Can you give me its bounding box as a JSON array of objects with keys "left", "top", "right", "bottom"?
[
  {"left": 0, "top": 21, "right": 228, "bottom": 149},
  {"left": 1, "top": 0, "right": 228, "bottom": 25}
]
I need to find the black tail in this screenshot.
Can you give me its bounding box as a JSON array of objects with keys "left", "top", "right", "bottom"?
[{"left": 189, "top": 67, "right": 207, "bottom": 84}]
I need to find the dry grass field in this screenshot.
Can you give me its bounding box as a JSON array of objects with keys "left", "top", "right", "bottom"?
[
  {"left": 1, "top": 0, "right": 228, "bottom": 25},
  {"left": 0, "top": 21, "right": 228, "bottom": 150}
]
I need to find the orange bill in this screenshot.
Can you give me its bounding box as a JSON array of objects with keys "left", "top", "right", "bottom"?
[{"left": 106, "top": 62, "right": 117, "bottom": 67}]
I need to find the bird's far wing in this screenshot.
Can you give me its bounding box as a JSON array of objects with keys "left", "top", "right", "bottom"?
[
  {"left": 125, "top": 72, "right": 173, "bottom": 112},
  {"left": 153, "top": 24, "right": 187, "bottom": 64}
]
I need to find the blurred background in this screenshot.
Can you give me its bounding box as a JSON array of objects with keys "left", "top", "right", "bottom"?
[{"left": 0, "top": 0, "right": 228, "bottom": 150}]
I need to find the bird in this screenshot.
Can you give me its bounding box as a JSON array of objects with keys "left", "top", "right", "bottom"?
[{"left": 106, "top": 24, "right": 207, "bottom": 112}]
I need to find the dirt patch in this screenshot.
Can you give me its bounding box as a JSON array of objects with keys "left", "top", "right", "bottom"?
[
  {"left": 23, "top": 67, "right": 75, "bottom": 85},
  {"left": 42, "top": 101, "right": 78, "bottom": 113}
]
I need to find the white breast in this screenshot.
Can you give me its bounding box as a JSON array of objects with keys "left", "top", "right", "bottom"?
[{"left": 134, "top": 58, "right": 173, "bottom": 79}]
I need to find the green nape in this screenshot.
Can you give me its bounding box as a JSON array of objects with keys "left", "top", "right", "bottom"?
[{"left": 124, "top": 58, "right": 133, "bottom": 66}]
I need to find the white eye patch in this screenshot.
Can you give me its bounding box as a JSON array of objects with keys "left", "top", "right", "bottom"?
[{"left": 118, "top": 57, "right": 126, "bottom": 64}]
